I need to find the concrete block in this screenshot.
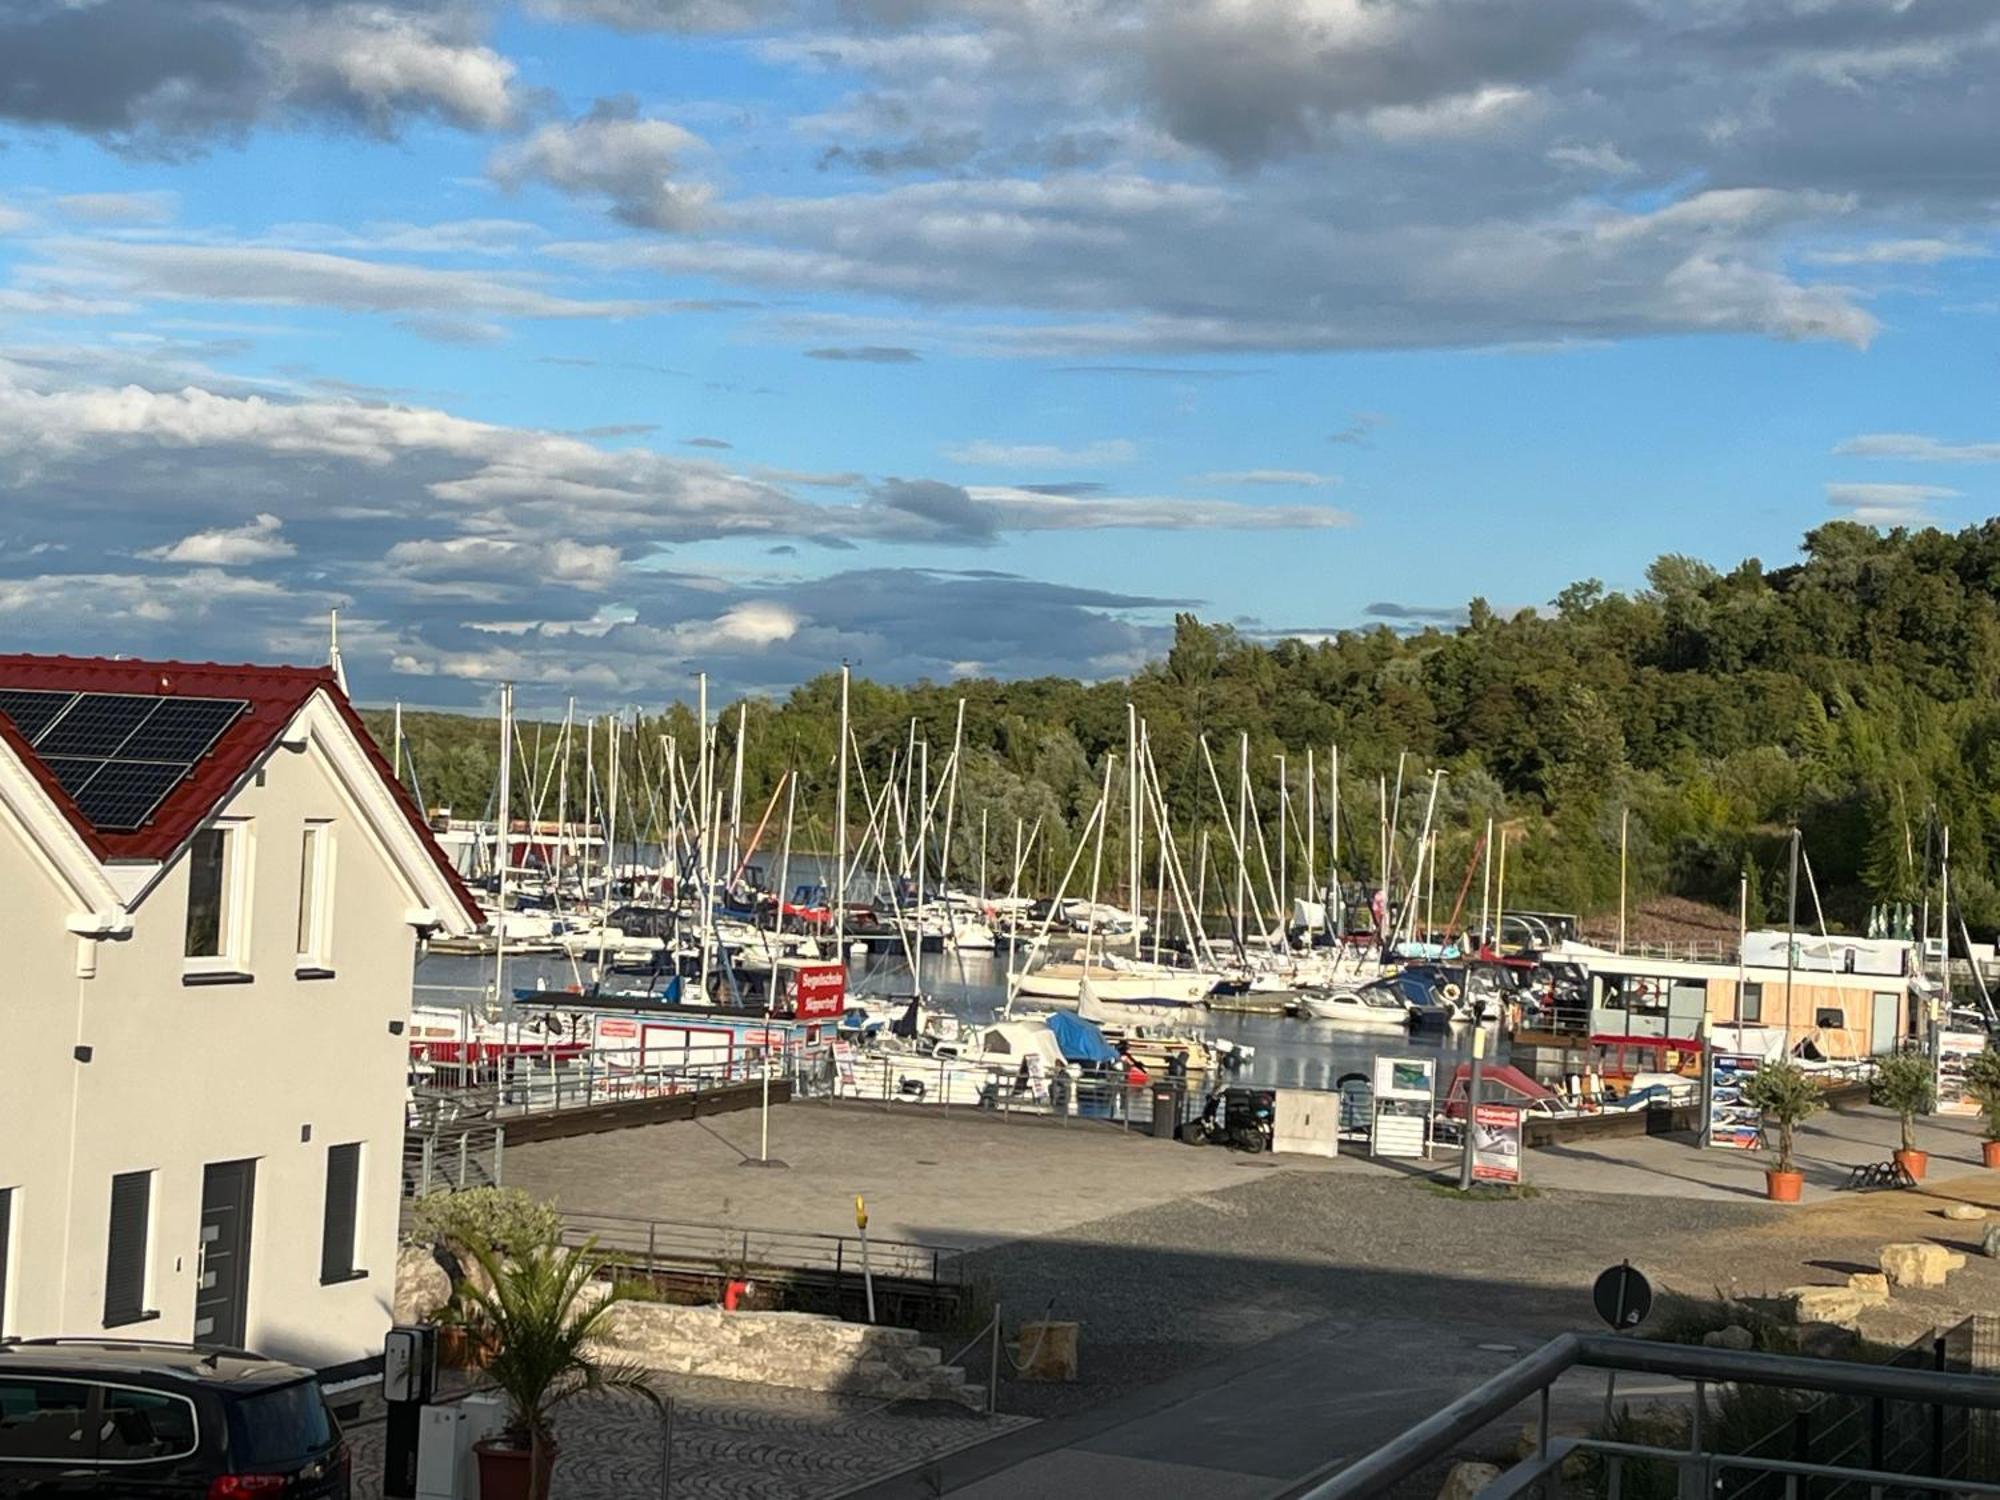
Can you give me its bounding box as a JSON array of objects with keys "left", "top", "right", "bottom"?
[{"left": 1879, "top": 1242, "right": 1966, "bottom": 1289}]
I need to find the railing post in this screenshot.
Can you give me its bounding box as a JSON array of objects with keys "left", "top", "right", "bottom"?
[
  {"left": 457, "top": 1131, "right": 469, "bottom": 1188},
  {"left": 421, "top": 1136, "right": 435, "bottom": 1196},
  {"left": 1793, "top": 1409, "right": 1813, "bottom": 1500},
  {"left": 493, "top": 1125, "right": 504, "bottom": 1186},
  {"left": 1933, "top": 1334, "right": 1948, "bottom": 1478}
]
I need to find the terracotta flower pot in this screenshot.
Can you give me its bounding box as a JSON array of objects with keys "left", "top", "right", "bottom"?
[
  {"left": 475, "top": 1437, "right": 556, "bottom": 1500},
  {"left": 1894, "top": 1148, "right": 1929, "bottom": 1181},
  {"left": 1765, "top": 1169, "right": 1804, "bottom": 1203},
  {"left": 1982, "top": 1140, "right": 2000, "bottom": 1169}
]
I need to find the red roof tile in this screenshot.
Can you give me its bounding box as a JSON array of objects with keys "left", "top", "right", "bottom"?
[{"left": 0, "top": 654, "right": 480, "bottom": 924}]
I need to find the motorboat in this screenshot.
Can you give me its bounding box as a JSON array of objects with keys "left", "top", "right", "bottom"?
[{"left": 1295, "top": 985, "right": 1414, "bottom": 1027}]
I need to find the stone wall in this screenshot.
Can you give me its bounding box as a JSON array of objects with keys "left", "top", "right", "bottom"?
[{"left": 592, "top": 1302, "right": 985, "bottom": 1410}]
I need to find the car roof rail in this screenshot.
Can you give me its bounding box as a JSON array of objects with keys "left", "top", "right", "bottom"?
[{"left": 8, "top": 1336, "right": 269, "bottom": 1362}]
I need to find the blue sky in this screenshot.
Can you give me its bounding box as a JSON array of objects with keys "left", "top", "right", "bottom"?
[{"left": 0, "top": 0, "right": 1996, "bottom": 709}]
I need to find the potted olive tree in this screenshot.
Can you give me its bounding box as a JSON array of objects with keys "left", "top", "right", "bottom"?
[
  {"left": 451, "top": 1234, "right": 655, "bottom": 1500},
  {"left": 1872, "top": 1049, "right": 1937, "bottom": 1181},
  {"left": 1965, "top": 1048, "right": 2000, "bottom": 1169},
  {"left": 1744, "top": 1059, "right": 1822, "bottom": 1202}
]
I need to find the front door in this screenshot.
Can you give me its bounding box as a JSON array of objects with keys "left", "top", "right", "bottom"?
[{"left": 195, "top": 1160, "right": 255, "bottom": 1349}]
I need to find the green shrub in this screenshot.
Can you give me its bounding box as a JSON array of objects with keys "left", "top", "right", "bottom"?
[
  {"left": 408, "top": 1187, "right": 562, "bottom": 1257},
  {"left": 1743, "top": 1060, "right": 1822, "bottom": 1174},
  {"left": 1964, "top": 1048, "right": 2000, "bottom": 1142},
  {"left": 1871, "top": 1050, "right": 1936, "bottom": 1154}
]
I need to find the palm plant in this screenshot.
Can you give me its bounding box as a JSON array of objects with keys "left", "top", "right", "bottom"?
[
  {"left": 450, "top": 1235, "right": 656, "bottom": 1500},
  {"left": 1743, "top": 1059, "right": 1822, "bottom": 1176},
  {"left": 1871, "top": 1048, "right": 1936, "bottom": 1156}
]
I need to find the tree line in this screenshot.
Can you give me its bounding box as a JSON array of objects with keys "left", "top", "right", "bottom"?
[{"left": 363, "top": 518, "right": 2000, "bottom": 933}]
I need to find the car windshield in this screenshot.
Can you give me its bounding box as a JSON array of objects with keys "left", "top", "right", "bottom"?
[{"left": 227, "top": 1381, "right": 335, "bottom": 1467}]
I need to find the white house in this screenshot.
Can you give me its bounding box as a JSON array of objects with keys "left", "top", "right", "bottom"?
[{"left": 0, "top": 655, "right": 480, "bottom": 1376}]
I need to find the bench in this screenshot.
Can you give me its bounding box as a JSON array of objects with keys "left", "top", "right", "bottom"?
[{"left": 1840, "top": 1160, "right": 1917, "bottom": 1191}]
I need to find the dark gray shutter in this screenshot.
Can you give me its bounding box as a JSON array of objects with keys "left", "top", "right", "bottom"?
[
  {"left": 320, "top": 1144, "right": 360, "bottom": 1282},
  {"left": 105, "top": 1171, "right": 151, "bottom": 1326},
  {"left": 0, "top": 1187, "right": 11, "bottom": 1335}
]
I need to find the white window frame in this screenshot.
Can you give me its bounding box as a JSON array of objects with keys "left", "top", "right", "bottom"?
[
  {"left": 296, "top": 820, "right": 336, "bottom": 973},
  {"left": 184, "top": 819, "right": 254, "bottom": 977}
]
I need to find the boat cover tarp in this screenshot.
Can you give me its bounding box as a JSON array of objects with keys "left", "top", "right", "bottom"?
[{"left": 1047, "top": 1010, "right": 1118, "bottom": 1064}]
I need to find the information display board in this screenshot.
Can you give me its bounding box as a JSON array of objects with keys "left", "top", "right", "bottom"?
[
  {"left": 1707, "top": 1052, "right": 1764, "bottom": 1150},
  {"left": 1937, "top": 1030, "right": 1989, "bottom": 1117},
  {"left": 1471, "top": 1103, "right": 1523, "bottom": 1184},
  {"left": 1370, "top": 1055, "right": 1435, "bottom": 1159}
]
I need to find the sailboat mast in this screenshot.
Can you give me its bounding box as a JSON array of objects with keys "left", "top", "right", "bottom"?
[
  {"left": 492, "top": 682, "right": 513, "bottom": 1009},
  {"left": 835, "top": 664, "right": 850, "bottom": 958},
  {"left": 697, "top": 673, "right": 711, "bottom": 1004}
]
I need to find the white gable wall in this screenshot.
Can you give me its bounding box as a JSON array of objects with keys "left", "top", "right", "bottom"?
[{"left": 0, "top": 711, "right": 434, "bottom": 1370}]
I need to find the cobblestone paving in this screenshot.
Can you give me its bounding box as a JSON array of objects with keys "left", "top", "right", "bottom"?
[{"left": 344, "top": 1372, "right": 1032, "bottom": 1499}]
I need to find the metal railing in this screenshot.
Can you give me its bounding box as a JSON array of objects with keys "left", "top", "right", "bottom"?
[
  {"left": 557, "top": 1209, "right": 963, "bottom": 1285},
  {"left": 402, "top": 1122, "right": 504, "bottom": 1197},
  {"left": 1301, "top": 1332, "right": 2000, "bottom": 1499},
  {"left": 830, "top": 1052, "right": 1194, "bottom": 1134},
  {"left": 408, "top": 1048, "right": 766, "bottom": 1125}
]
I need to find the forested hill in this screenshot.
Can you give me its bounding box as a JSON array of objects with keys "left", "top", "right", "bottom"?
[{"left": 364, "top": 519, "right": 2000, "bottom": 934}]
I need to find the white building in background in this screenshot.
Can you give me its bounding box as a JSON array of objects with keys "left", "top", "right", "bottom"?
[{"left": 0, "top": 655, "right": 480, "bottom": 1375}]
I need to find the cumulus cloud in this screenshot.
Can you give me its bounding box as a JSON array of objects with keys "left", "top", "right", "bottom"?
[
  {"left": 490, "top": 97, "right": 710, "bottom": 231},
  {"left": 1824, "top": 482, "right": 1960, "bottom": 525},
  {"left": 140, "top": 511, "right": 295, "bottom": 565},
  {"left": 0, "top": 1, "right": 520, "bottom": 147}
]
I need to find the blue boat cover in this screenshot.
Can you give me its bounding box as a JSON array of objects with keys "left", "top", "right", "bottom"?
[{"left": 1047, "top": 1010, "right": 1118, "bottom": 1064}]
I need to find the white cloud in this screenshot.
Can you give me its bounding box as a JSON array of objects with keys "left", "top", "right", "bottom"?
[
  {"left": 1835, "top": 434, "right": 2000, "bottom": 463},
  {"left": 491, "top": 100, "right": 711, "bottom": 231},
  {"left": 1195, "top": 469, "right": 1339, "bottom": 487},
  {"left": 141, "top": 512, "right": 296, "bottom": 565},
  {"left": 1806, "top": 238, "right": 1987, "bottom": 268},
  {"left": 1546, "top": 141, "right": 1635, "bottom": 175},
  {"left": 270, "top": 8, "right": 519, "bottom": 132},
  {"left": 55, "top": 191, "right": 178, "bottom": 225},
  {"left": 944, "top": 438, "right": 1137, "bottom": 466},
  {"left": 1824, "top": 482, "right": 1960, "bottom": 525}
]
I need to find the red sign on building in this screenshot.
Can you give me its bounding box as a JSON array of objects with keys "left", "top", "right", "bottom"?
[{"left": 794, "top": 964, "right": 848, "bottom": 1020}]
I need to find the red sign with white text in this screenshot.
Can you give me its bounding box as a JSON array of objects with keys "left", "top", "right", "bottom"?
[{"left": 794, "top": 964, "right": 848, "bottom": 1020}]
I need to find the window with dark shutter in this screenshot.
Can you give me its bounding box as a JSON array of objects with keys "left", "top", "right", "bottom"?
[
  {"left": 0, "top": 1187, "right": 12, "bottom": 1337},
  {"left": 320, "top": 1144, "right": 362, "bottom": 1284},
  {"left": 105, "top": 1170, "right": 153, "bottom": 1327}
]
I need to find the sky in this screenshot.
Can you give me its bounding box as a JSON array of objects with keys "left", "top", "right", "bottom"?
[{"left": 0, "top": 0, "right": 1997, "bottom": 712}]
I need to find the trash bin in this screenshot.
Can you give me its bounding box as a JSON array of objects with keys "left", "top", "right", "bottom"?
[{"left": 1149, "top": 1083, "right": 1181, "bottom": 1138}]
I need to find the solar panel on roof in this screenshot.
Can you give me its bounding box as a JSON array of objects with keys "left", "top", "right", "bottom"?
[
  {"left": 39, "top": 756, "right": 107, "bottom": 799},
  {"left": 35, "top": 694, "right": 161, "bottom": 758},
  {"left": 71, "top": 760, "right": 195, "bottom": 832},
  {"left": 116, "top": 698, "right": 244, "bottom": 764},
  {"left": 0, "top": 689, "right": 77, "bottom": 743}
]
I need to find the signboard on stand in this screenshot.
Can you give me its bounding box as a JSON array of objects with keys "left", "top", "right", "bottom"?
[
  {"left": 795, "top": 964, "right": 848, "bottom": 1020},
  {"left": 1707, "top": 1052, "right": 1763, "bottom": 1150},
  {"left": 1370, "top": 1055, "right": 1435, "bottom": 1159},
  {"left": 1470, "top": 1104, "right": 1523, "bottom": 1184},
  {"left": 1937, "top": 1030, "right": 1988, "bottom": 1117}
]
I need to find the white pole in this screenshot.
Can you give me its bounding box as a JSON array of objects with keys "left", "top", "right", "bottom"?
[
  {"left": 392, "top": 700, "right": 403, "bottom": 784},
  {"left": 599, "top": 714, "right": 619, "bottom": 979},
  {"left": 1618, "top": 806, "right": 1629, "bottom": 954},
  {"left": 1305, "top": 745, "right": 1316, "bottom": 909},
  {"left": 1082, "top": 756, "right": 1116, "bottom": 975},
  {"left": 1481, "top": 816, "right": 1495, "bottom": 948},
  {"left": 835, "top": 664, "right": 850, "bottom": 958},
  {"left": 492, "top": 683, "right": 513, "bottom": 1010},
  {"left": 728, "top": 702, "right": 747, "bottom": 881},
  {"left": 1276, "top": 753, "right": 1288, "bottom": 934},
  {"left": 697, "top": 674, "right": 711, "bottom": 1005}
]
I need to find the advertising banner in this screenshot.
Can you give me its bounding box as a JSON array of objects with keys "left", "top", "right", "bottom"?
[
  {"left": 1371, "top": 1055, "right": 1435, "bottom": 1158},
  {"left": 1708, "top": 1052, "right": 1764, "bottom": 1150},
  {"left": 1471, "top": 1103, "right": 1523, "bottom": 1184},
  {"left": 794, "top": 964, "right": 848, "bottom": 1020}
]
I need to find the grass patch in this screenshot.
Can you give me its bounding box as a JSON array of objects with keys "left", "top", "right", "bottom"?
[{"left": 1413, "top": 1178, "right": 1544, "bottom": 1202}]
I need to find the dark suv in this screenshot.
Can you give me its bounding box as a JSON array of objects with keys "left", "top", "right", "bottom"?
[{"left": 0, "top": 1339, "right": 349, "bottom": 1497}]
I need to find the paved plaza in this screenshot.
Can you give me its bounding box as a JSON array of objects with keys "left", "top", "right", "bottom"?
[{"left": 417, "top": 1098, "right": 2000, "bottom": 1497}]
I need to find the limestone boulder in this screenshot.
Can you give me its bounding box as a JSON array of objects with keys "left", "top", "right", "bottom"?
[
  {"left": 1941, "top": 1203, "right": 1987, "bottom": 1222},
  {"left": 1701, "top": 1325, "right": 1755, "bottom": 1351},
  {"left": 1879, "top": 1242, "right": 1966, "bottom": 1289},
  {"left": 393, "top": 1244, "right": 451, "bottom": 1325},
  {"left": 1981, "top": 1224, "right": 2000, "bottom": 1260},
  {"left": 1845, "top": 1272, "right": 1890, "bottom": 1306},
  {"left": 1437, "top": 1461, "right": 1501, "bottom": 1500},
  {"left": 1785, "top": 1285, "right": 1869, "bottom": 1328}
]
